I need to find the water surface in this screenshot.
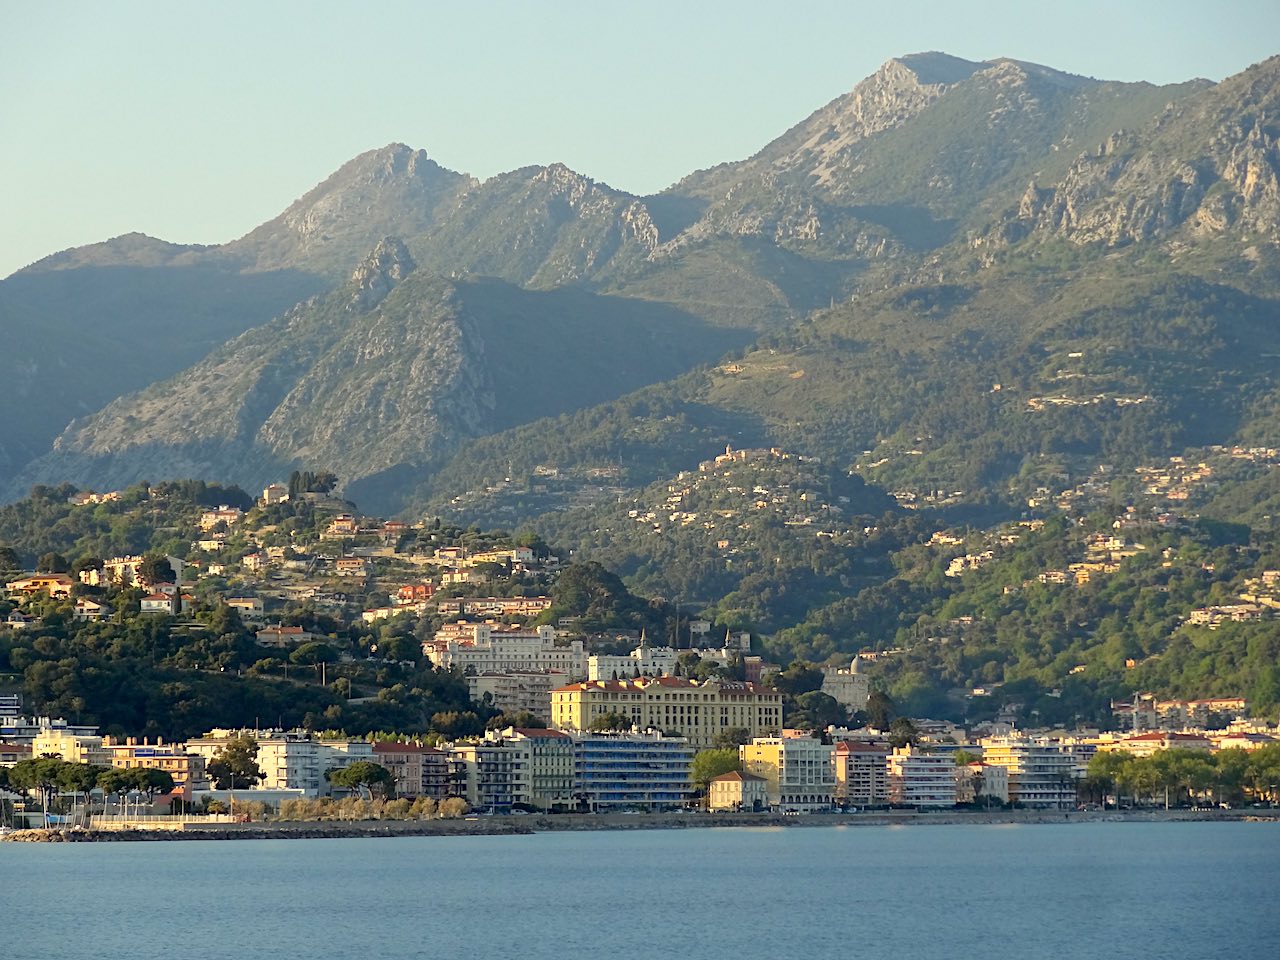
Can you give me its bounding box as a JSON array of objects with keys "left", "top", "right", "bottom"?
[{"left": 6, "top": 822, "right": 1277, "bottom": 959}]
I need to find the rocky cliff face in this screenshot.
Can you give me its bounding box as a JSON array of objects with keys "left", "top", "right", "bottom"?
[
  {"left": 653, "top": 54, "right": 1196, "bottom": 261},
  {"left": 673, "top": 53, "right": 982, "bottom": 202},
  {"left": 980, "top": 57, "right": 1280, "bottom": 251}
]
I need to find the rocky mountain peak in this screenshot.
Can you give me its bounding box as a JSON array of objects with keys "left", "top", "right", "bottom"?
[
  {"left": 975, "top": 58, "right": 1096, "bottom": 90},
  {"left": 348, "top": 237, "right": 415, "bottom": 311},
  {"left": 228, "top": 143, "right": 470, "bottom": 277},
  {"left": 889, "top": 51, "right": 983, "bottom": 86},
  {"left": 533, "top": 163, "right": 607, "bottom": 205},
  {"left": 756, "top": 53, "right": 979, "bottom": 190}
]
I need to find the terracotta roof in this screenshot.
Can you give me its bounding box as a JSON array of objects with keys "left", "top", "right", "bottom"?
[{"left": 711, "top": 771, "right": 766, "bottom": 782}]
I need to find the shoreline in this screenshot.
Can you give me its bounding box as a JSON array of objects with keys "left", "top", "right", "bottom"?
[{"left": 6, "top": 807, "right": 1279, "bottom": 842}]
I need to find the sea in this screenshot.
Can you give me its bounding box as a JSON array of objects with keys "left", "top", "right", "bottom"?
[{"left": 5, "top": 822, "right": 1278, "bottom": 959}]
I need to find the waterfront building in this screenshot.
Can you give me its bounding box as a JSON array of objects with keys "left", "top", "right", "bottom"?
[
  {"left": 833, "top": 741, "right": 889, "bottom": 806},
  {"left": 185, "top": 730, "right": 373, "bottom": 797},
  {"left": 104, "top": 738, "right": 209, "bottom": 796},
  {"left": 708, "top": 770, "right": 769, "bottom": 812},
  {"left": 887, "top": 746, "right": 957, "bottom": 807},
  {"left": 494, "top": 727, "right": 575, "bottom": 812},
  {"left": 980, "top": 737, "right": 1078, "bottom": 808},
  {"left": 448, "top": 740, "right": 519, "bottom": 812},
  {"left": 371, "top": 741, "right": 452, "bottom": 799},
  {"left": 955, "top": 762, "right": 1009, "bottom": 804},
  {"left": 570, "top": 731, "right": 694, "bottom": 812},
  {"left": 551, "top": 676, "right": 782, "bottom": 749},
  {"left": 741, "top": 736, "right": 835, "bottom": 812},
  {"left": 31, "top": 729, "right": 207, "bottom": 796}
]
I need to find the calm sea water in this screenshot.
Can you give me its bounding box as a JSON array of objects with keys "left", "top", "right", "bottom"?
[{"left": 5, "top": 822, "right": 1278, "bottom": 959}]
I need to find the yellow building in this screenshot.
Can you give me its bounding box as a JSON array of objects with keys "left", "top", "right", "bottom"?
[
  {"left": 740, "top": 736, "right": 835, "bottom": 812},
  {"left": 979, "top": 737, "right": 1077, "bottom": 808},
  {"left": 103, "top": 739, "right": 208, "bottom": 797},
  {"left": 30, "top": 731, "right": 206, "bottom": 797},
  {"left": 31, "top": 728, "right": 110, "bottom": 766},
  {"left": 5, "top": 574, "right": 76, "bottom": 599},
  {"left": 708, "top": 770, "right": 769, "bottom": 812},
  {"left": 551, "top": 676, "right": 782, "bottom": 749}
]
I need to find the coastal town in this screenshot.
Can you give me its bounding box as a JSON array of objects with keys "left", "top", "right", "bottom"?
[
  {"left": 3, "top": 471, "right": 1280, "bottom": 835},
  {"left": 4, "top": 690, "right": 1280, "bottom": 833}
]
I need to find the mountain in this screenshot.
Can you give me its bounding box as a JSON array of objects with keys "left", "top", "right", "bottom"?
[
  {"left": 983, "top": 55, "right": 1280, "bottom": 256},
  {"left": 228, "top": 145, "right": 475, "bottom": 277},
  {"left": 408, "top": 257, "right": 1280, "bottom": 530},
  {"left": 658, "top": 54, "right": 1207, "bottom": 256},
  {"left": 0, "top": 253, "right": 322, "bottom": 479},
  {"left": 11, "top": 239, "right": 744, "bottom": 512},
  {"left": 4, "top": 51, "right": 1273, "bottom": 518},
  {"left": 401, "top": 54, "right": 1280, "bottom": 525}
]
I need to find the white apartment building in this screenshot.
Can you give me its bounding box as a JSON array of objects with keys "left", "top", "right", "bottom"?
[
  {"left": 887, "top": 746, "right": 957, "bottom": 807},
  {"left": 979, "top": 737, "right": 1077, "bottom": 809},
  {"left": 588, "top": 644, "right": 679, "bottom": 681},
  {"left": 423, "top": 622, "right": 587, "bottom": 677},
  {"left": 184, "top": 729, "right": 373, "bottom": 797},
  {"left": 468, "top": 670, "right": 568, "bottom": 720}
]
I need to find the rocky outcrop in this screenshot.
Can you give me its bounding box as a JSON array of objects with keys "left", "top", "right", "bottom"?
[{"left": 977, "top": 57, "right": 1280, "bottom": 251}]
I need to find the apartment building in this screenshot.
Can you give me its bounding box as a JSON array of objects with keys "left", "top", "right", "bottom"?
[
  {"left": 741, "top": 736, "right": 836, "bottom": 812},
  {"left": 980, "top": 737, "right": 1077, "bottom": 808},
  {"left": 371, "top": 741, "right": 453, "bottom": 799},
  {"left": 424, "top": 622, "right": 587, "bottom": 677},
  {"left": 833, "top": 741, "right": 889, "bottom": 807},
  {"left": 887, "top": 746, "right": 957, "bottom": 807},
  {"left": 184, "top": 729, "right": 373, "bottom": 797},
  {"left": 571, "top": 732, "right": 694, "bottom": 812}
]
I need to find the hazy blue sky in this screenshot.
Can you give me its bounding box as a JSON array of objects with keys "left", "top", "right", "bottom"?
[{"left": 3, "top": 0, "right": 1277, "bottom": 278}]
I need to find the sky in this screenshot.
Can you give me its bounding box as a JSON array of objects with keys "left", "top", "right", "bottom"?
[{"left": 3, "top": 0, "right": 1277, "bottom": 278}]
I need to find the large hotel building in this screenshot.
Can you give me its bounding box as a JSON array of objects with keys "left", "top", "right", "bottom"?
[{"left": 550, "top": 676, "right": 782, "bottom": 749}]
